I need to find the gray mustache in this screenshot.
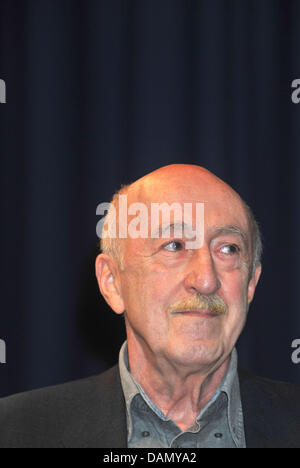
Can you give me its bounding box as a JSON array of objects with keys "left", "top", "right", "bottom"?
[{"left": 168, "top": 294, "right": 228, "bottom": 316}]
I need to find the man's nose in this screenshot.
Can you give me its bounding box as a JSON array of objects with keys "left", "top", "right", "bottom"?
[{"left": 183, "top": 247, "right": 221, "bottom": 295}]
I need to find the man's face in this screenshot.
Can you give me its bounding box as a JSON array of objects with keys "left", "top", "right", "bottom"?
[{"left": 103, "top": 167, "right": 261, "bottom": 371}]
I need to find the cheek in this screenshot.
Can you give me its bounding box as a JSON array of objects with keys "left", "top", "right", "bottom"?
[
  {"left": 221, "top": 273, "right": 249, "bottom": 314},
  {"left": 120, "top": 264, "right": 180, "bottom": 332},
  {"left": 219, "top": 276, "right": 249, "bottom": 348},
  {"left": 120, "top": 264, "right": 168, "bottom": 315},
  {"left": 140, "top": 262, "right": 177, "bottom": 292}
]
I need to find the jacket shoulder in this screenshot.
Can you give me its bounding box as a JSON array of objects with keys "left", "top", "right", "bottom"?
[
  {"left": 0, "top": 365, "right": 124, "bottom": 448},
  {"left": 239, "top": 368, "right": 300, "bottom": 447},
  {"left": 239, "top": 367, "right": 300, "bottom": 403}
]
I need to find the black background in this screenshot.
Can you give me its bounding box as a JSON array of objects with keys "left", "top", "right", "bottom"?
[{"left": 1, "top": 0, "right": 300, "bottom": 398}]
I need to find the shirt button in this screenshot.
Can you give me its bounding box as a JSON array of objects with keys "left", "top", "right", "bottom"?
[
  {"left": 214, "top": 433, "right": 223, "bottom": 439},
  {"left": 142, "top": 431, "right": 150, "bottom": 437}
]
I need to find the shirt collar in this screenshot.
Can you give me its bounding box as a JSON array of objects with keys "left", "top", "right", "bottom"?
[
  {"left": 119, "top": 341, "right": 140, "bottom": 406},
  {"left": 202, "top": 346, "right": 245, "bottom": 446},
  {"left": 119, "top": 340, "right": 244, "bottom": 447}
]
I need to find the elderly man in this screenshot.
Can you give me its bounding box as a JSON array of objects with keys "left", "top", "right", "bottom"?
[{"left": 0, "top": 164, "right": 299, "bottom": 448}]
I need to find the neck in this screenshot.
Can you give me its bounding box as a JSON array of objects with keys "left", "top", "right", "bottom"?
[{"left": 126, "top": 338, "right": 230, "bottom": 432}]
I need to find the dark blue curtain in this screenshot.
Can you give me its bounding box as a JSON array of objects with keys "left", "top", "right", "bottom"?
[{"left": 1, "top": 0, "right": 300, "bottom": 397}]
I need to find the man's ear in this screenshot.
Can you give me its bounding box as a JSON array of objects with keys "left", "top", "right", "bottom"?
[
  {"left": 95, "top": 253, "right": 125, "bottom": 314},
  {"left": 247, "top": 263, "right": 262, "bottom": 304}
]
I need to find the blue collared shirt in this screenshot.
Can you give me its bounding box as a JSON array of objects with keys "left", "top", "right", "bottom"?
[{"left": 119, "top": 341, "right": 246, "bottom": 448}]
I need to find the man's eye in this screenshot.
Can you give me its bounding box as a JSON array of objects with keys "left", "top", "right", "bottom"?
[
  {"left": 163, "top": 241, "right": 184, "bottom": 252},
  {"left": 220, "top": 244, "right": 240, "bottom": 255}
]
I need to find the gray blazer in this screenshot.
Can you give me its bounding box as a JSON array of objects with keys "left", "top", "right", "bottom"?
[{"left": 0, "top": 365, "right": 299, "bottom": 448}]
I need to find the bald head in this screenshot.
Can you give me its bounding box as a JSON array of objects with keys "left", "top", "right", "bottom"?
[
  {"left": 124, "top": 164, "right": 239, "bottom": 205},
  {"left": 100, "top": 164, "right": 262, "bottom": 278}
]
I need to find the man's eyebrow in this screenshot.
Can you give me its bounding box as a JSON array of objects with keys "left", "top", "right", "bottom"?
[
  {"left": 211, "top": 226, "right": 249, "bottom": 248},
  {"left": 152, "top": 222, "right": 188, "bottom": 238}
]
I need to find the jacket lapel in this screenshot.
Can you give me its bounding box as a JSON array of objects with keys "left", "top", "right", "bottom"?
[
  {"left": 61, "top": 366, "right": 127, "bottom": 448},
  {"left": 239, "top": 368, "right": 268, "bottom": 448},
  {"left": 239, "top": 367, "right": 300, "bottom": 448}
]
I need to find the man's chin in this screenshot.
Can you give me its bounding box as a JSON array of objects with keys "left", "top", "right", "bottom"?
[{"left": 166, "top": 342, "right": 224, "bottom": 370}]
